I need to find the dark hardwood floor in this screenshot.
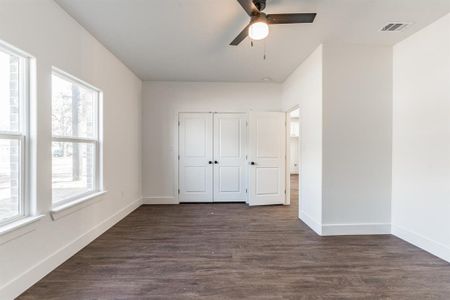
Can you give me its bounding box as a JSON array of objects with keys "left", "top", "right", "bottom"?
[{"left": 19, "top": 175, "right": 450, "bottom": 299}]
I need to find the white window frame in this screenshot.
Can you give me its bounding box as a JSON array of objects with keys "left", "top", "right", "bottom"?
[
  {"left": 290, "top": 119, "right": 299, "bottom": 137},
  {"left": 0, "top": 42, "right": 31, "bottom": 227},
  {"left": 51, "top": 68, "right": 103, "bottom": 207}
]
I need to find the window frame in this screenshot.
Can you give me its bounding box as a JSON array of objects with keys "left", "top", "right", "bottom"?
[
  {"left": 0, "top": 42, "right": 31, "bottom": 227},
  {"left": 290, "top": 119, "right": 300, "bottom": 138},
  {"left": 51, "top": 68, "right": 102, "bottom": 207}
]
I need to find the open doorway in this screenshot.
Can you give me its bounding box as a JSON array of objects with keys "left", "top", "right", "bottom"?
[{"left": 286, "top": 107, "right": 300, "bottom": 211}]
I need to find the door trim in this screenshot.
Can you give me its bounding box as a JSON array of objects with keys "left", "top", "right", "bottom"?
[{"left": 285, "top": 105, "right": 300, "bottom": 206}]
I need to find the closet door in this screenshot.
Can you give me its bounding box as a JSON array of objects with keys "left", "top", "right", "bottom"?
[
  {"left": 213, "top": 113, "right": 247, "bottom": 202},
  {"left": 178, "top": 113, "right": 213, "bottom": 202}
]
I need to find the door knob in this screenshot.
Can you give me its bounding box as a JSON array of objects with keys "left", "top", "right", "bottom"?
[
  {"left": 250, "top": 161, "right": 256, "bottom": 165},
  {"left": 208, "top": 161, "right": 213, "bottom": 164},
  {"left": 214, "top": 161, "right": 219, "bottom": 164}
]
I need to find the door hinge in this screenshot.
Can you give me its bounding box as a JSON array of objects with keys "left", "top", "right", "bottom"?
[
  {"left": 246, "top": 121, "right": 248, "bottom": 127},
  {"left": 178, "top": 189, "right": 180, "bottom": 194},
  {"left": 246, "top": 188, "right": 248, "bottom": 193},
  {"left": 284, "top": 189, "right": 286, "bottom": 194},
  {"left": 178, "top": 121, "right": 180, "bottom": 126},
  {"left": 178, "top": 155, "right": 180, "bottom": 160}
]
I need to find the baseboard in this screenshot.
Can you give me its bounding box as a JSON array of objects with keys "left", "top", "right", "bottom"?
[
  {"left": 143, "top": 196, "right": 179, "bottom": 205},
  {"left": 392, "top": 225, "right": 450, "bottom": 263},
  {"left": 321, "top": 222, "right": 391, "bottom": 236},
  {"left": 299, "top": 211, "right": 322, "bottom": 235},
  {"left": 0, "top": 197, "right": 143, "bottom": 300}
]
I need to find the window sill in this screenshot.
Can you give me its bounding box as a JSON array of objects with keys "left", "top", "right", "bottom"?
[
  {"left": 50, "top": 191, "right": 107, "bottom": 221},
  {"left": 0, "top": 215, "right": 45, "bottom": 245}
]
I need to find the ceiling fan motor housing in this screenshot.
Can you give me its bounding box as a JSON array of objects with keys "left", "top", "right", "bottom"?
[
  {"left": 251, "top": 13, "right": 267, "bottom": 24},
  {"left": 253, "top": 0, "right": 266, "bottom": 12}
]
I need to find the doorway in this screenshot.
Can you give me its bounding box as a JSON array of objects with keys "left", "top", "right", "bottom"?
[{"left": 286, "top": 107, "right": 300, "bottom": 210}]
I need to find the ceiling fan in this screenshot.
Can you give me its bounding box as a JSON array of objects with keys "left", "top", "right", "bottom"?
[{"left": 230, "top": 0, "right": 317, "bottom": 46}]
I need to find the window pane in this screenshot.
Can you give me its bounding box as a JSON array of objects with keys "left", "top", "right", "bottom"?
[
  {"left": 0, "top": 50, "right": 20, "bottom": 133},
  {"left": 290, "top": 121, "right": 299, "bottom": 137},
  {"left": 52, "top": 142, "right": 95, "bottom": 203},
  {"left": 52, "top": 74, "right": 97, "bottom": 138},
  {"left": 0, "top": 139, "right": 21, "bottom": 223}
]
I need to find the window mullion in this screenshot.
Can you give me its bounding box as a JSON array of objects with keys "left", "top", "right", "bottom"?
[
  {"left": 0, "top": 133, "right": 23, "bottom": 140},
  {"left": 52, "top": 136, "right": 97, "bottom": 144}
]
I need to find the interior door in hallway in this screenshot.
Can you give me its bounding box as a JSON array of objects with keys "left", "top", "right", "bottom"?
[
  {"left": 178, "top": 113, "right": 213, "bottom": 202},
  {"left": 248, "top": 112, "right": 286, "bottom": 206},
  {"left": 213, "top": 113, "right": 247, "bottom": 202}
]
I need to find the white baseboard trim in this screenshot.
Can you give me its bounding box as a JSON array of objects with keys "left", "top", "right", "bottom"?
[
  {"left": 299, "top": 211, "right": 322, "bottom": 235},
  {"left": 143, "top": 196, "right": 179, "bottom": 205},
  {"left": 0, "top": 197, "right": 143, "bottom": 300},
  {"left": 392, "top": 225, "right": 450, "bottom": 263},
  {"left": 321, "top": 222, "right": 391, "bottom": 236}
]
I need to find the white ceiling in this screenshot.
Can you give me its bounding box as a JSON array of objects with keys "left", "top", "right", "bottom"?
[{"left": 55, "top": 0, "right": 450, "bottom": 82}]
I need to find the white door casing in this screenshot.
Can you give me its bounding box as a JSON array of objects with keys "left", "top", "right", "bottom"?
[
  {"left": 178, "top": 113, "right": 213, "bottom": 202},
  {"left": 248, "top": 112, "right": 286, "bottom": 206},
  {"left": 213, "top": 113, "right": 247, "bottom": 202}
]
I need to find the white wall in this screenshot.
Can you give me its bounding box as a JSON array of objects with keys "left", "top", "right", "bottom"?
[
  {"left": 282, "top": 46, "right": 323, "bottom": 234},
  {"left": 281, "top": 44, "right": 393, "bottom": 236},
  {"left": 142, "top": 81, "right": 281, "bottom": 203},
  {"left": 392, "top": 13, "right": 450, "bottom": 262},
  {"left": 321, "top": 43, "right": 392, "bottom": 235},
  {"left": 0, "top": 1, "right": 142, "bottom": 298}
]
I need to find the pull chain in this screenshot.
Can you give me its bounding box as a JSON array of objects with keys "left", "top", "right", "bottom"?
[
  {"left": 249, "top": 39, "right": 267, "bottom": 61},
  {"left": 263, "top": 39, "right": 267, "bottom": 60}
]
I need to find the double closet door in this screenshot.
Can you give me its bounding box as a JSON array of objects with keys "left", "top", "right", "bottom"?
[{"left": 178, "top": 113, "right": 247, "bottom": 203}]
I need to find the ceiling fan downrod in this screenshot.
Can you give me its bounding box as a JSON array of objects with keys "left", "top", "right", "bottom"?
[{"left": 253, "top": 0, "right": 266, "bottom": 13}]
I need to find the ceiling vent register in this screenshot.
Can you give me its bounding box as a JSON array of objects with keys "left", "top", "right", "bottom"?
[{"left": 380, "top": 22, "right": 410, "bottom": 32}]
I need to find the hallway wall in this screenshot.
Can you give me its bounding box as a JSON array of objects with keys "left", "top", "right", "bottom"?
[
  {"left": 281, "top": 43, "right": 393, "bottom": 236},
  {"left": 282, "top": 45, "right": 324, "bottom": 233},
  {"left": 392, "top": 13, "right": 450, "bottom": 262},
  {"left": 321, "top": 43, "right": 393, "bottom": 234}
]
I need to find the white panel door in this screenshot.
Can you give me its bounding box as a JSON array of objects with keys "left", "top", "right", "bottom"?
[
  {"left": 213, "top": 113, "right": 247, "bottom": 202},
  {"left": 179, "top": 113, "right": 213, "bottom": 202},
  {"left": 248, "top": 112, "right": 286, "bottom": 206}
]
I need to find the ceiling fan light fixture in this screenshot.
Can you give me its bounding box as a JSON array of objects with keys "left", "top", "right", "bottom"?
[
  {"left": 248, "top": 20, "right": 269, "bottom": 40},
  {"left": 230, "top": 0, "right": 316, "bottom": 46}
]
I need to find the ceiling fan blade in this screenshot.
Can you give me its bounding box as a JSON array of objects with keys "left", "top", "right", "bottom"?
[
  {"left": 230, "top": 24, "right": 250, "bottom": 46},
  {"left": 237, "top": 0, "right": 259, "bottom": 16},
  {"left": 267, "top": 13, "right": 317, "bottom": 24}
]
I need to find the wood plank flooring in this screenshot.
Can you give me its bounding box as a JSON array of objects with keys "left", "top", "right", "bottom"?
[{"left": 19, "top": 175, "right": 450, "bottom": 299}]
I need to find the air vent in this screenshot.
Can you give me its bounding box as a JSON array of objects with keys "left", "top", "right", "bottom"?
[{"left": 380, "top": 22, "right": 410, "bottom": 32}]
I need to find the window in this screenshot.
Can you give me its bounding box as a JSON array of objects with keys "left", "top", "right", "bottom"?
[
  {"left": 52, "top": 70, "right": 101, "bottom": 206},
  {"left": 290, "top": 121, "right": 299, "bottom": 137},
  {"left": 0, "top": 43, "right": 30, "bottom": 225}
]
